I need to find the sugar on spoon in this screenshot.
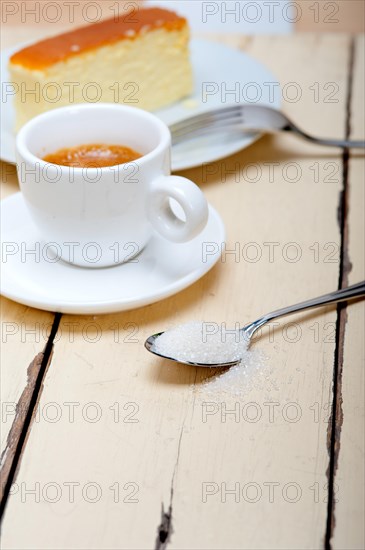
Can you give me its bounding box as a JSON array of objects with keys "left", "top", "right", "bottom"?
[{"left": 145, "top": 282, "right": 365, "bottom": 368}]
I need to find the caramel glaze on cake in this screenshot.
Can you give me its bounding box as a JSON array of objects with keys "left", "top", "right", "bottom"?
[
  {"left": 10, "top": 8, "right": 186, "bottom": 70},
  {"left": 9, "top": 6, "right": 193, "bottom": 131}
]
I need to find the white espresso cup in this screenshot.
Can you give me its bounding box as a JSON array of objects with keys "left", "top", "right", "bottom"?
[{"left": 15, "top": 103, "right": 209, "bottom": 268}]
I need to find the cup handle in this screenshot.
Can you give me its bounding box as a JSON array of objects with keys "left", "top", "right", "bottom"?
[{"left": 147, "top": 175, "right": 209, "bottom": 243}]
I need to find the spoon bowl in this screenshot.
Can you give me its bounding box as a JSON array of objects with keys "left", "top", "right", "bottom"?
[
  {"left": 145, "top": 282, "right": 365, "bottom": 368},
  {"left": 144, "top": 332, "right": 239, "bottom": 368}
]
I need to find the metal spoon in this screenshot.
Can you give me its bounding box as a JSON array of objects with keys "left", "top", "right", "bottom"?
[{"left": 145, "top": 281, "right": 365, "bottom": 368}]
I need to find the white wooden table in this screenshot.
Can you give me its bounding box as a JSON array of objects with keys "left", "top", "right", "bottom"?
[{"left": 1, "top": 29, "right": 364, "bottom": 550}]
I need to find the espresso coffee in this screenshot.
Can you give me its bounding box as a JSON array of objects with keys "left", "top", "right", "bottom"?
[
  {"left": 43, "top": 143, "right": 142, "bottom": 168},
  {"left": 17, "top": 103, "right": 208, "bottom": 268}
]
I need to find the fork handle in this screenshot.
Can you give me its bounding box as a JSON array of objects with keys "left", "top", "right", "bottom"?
[
  {"left": 286, "top": 124, "right": 365, "bottom": 149},
  {"left": 243, "top": 281, "right": 365, "bottom": 338}
]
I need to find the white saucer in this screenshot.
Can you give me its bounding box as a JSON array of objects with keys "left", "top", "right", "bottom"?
[
  {"left": 0, "top": 194, "right": 225, "bottom": 314},
  {"left": 0, "top": 39, "right": 280, "bottom": 171}
]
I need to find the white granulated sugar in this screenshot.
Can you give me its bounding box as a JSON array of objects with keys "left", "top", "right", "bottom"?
[
  {"left": 200, "top": 347, "right": 274, "bottom": 400},
  {"left": 152, "top": 321, "right": 249, "bottom": 365},
  {"left": 152, "top": 321, "right": 278, "bottom": 399}
]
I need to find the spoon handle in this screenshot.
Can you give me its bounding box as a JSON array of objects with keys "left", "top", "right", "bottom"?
[{"left": 244, "top": 281, "right": 365, "bottom": 338}]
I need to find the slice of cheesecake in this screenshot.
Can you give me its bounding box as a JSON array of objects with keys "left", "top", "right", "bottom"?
[{"left": 9, "top": 7, "right": 193, "bottom": 130}]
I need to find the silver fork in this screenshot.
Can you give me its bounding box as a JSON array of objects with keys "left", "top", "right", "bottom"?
[{"left": 170, "top": 104, "right": 365, "bottom": 148}]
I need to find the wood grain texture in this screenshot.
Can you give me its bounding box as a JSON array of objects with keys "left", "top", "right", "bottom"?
[
  {"left": 0, "top": 32, "right": 356, "bottom": 550},
  {"left": 1, "top": 352, "right": 43, "bottom": 502},
  {"left": 332, "top": 35, "right": 365, "bottom": 550},
  {"left": 170, "top": 33, "right": 350, "bottom": 550}
]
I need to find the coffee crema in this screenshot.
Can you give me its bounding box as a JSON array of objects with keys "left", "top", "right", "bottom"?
[{"left": 43, "top": 143, "right": 142, "bottom": 168}]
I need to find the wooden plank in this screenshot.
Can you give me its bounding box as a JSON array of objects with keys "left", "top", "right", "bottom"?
[
  {"left": 0, "top": 163, "right": 55, "bottom": 494},
  {"left": 0, "top": 34, "right": 350, "bottom": 549},
  {"left": 1, "top": 352, "right": 47, "bottom": 504},
  {"left": 170, "top": 32, "right": 350, "bottom": 550},
  {"left": 295, "top": 0, "right": 364, "bottom": 34},
  {"left": 333, "top": 34, "right": 365, "bottom": 550}
]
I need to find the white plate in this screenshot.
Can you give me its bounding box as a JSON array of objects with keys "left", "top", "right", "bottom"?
[
  {"left": 0, "top": 193, "right": 225, "bottom": 314},
  {"left": 0, "top": 39, "right": 280, "bottom": 171}
]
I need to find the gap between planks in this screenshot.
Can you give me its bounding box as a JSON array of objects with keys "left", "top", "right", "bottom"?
[{"left": 324, "top": 36, "right": 355, "bottom": 549}]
